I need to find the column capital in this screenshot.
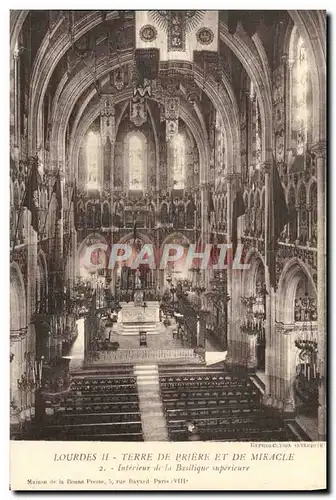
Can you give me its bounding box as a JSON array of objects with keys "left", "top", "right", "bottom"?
[
  {"left": 311, "top": 141, "right": 326, "bottom": 159},
  {"left": 275, "top": 321, "right": 294, "bottom": 336}
]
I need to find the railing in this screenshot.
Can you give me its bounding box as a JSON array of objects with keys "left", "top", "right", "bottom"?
[{"left": 86, "top": 348, "right": 203, "bottom": 365}]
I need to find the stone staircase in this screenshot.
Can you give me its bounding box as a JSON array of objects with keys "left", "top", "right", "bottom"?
[{"left": 134, "top": 364, "right": 168, "bottom": 441}]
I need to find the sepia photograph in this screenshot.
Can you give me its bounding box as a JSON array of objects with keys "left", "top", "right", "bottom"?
[{"left": 9, "top": 7, "right": 327, "bottom": 490}]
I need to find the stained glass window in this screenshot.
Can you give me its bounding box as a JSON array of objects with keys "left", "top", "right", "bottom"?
[
  {"left": 86, "top": 131, "right": 99, "bottom": 190},
  {"left": 172, "top": 134, "right": 185, "bottom": 189},
  {"left": 290, "top": 29, "right": 310, "bottom": 155},
  {"left": 128, "top": 134, "right": 145, "bottom": 190}
]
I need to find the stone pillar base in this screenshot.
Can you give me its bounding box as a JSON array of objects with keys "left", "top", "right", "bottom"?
[{"left": 318, "top": 404, "right": 326, "bottom": 441}]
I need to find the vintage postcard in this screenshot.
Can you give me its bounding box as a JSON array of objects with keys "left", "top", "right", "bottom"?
[{"left": 9, "top": 8, "right": 327, "bottom": 491}]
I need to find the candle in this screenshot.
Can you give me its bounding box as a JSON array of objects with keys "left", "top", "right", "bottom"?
[{"left": 307, "top": 365, "right": 310, "bottom": 382}]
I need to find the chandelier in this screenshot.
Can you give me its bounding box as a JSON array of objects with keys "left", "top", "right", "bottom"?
[
  {"left": 17, "top": 356, "right": 44, "bottom": 392},
  {"left": 240, "top": 282, "right": 266, "bottom": 336}
]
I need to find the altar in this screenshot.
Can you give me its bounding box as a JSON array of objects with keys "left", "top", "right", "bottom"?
[
  {"left": 115, "top": 301, "right": 161, "bottom": 335},
  {"left": 119, "top": 301, "right": 160, "bottom": 324}
]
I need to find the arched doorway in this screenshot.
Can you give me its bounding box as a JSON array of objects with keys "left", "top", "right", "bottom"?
[
  {"left": 277, "top": 259, "right": 318, "bottom": 416},
  {"left": 115, "top": 232, "right": 155, "bottom": 302},
  {"left": 160, "top": 233, "right": 191, "bottom": 286},
  {"left": 242, "top": 250, "right": 266, "bottom": 372}
]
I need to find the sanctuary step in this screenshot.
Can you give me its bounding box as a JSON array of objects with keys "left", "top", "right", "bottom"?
[
  {"left": 134, "top": 364, "right": 168, "bottom": 441},
  {"left": 158, "top": 366, "right": 299, "bottom": 442},
  {"left": 113, "top": 322, "right": 164, "bottom": 336}
]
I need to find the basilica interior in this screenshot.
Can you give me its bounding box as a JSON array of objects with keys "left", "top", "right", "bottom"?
[{"left": 10, "top": 10, "right": 326, "bottom": 443}]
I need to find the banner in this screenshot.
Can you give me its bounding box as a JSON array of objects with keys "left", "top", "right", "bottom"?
[{"left": 135, "top": 11, "right": 219, "bottom": 63}]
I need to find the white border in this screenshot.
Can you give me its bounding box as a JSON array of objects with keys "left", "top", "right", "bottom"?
[{"left": 1, "top": 4, "right": 332, "bottom": 499}]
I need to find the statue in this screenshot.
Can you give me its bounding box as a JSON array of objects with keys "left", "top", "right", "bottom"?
[
  {"left": 134, "top": 268, "right": 144, "bottom": 307},
  {"left": 135, "top": 268, "right": 142, "bottom": 289}
]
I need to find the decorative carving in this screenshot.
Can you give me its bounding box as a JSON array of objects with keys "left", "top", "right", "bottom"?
[
  {"left": 130, "top": 99, "right": 147, "bottom": 127},
  {"left": 166, "top": 120, "right": 178, "bottom": 142},
  {"left": 276, "top": 244, "right": 317, "bottom": 285},
  {"left": 139, "top": 24, "right": 158, "bottom": 43},
  {"left": 100, "top": 94, "right": 115, "bottom": 146},
  {"left": 196, "top": 27, "right": 214, "bottom": 45},
  {"left": 165, "top": 97, "right": 180, "bottom": 120},
  {"left": 114, "top": 67, "right": 124, "bottom": 91}
]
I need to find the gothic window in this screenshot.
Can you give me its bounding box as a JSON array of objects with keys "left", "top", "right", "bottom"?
[
  {"left": 128, "top": 133, "right": 145, "bottom": 190},
  {"left": 310, "top": 182, "right": 317, "bottom": 246},
  {"left": 287, "top": 186, "right": 297, "bottom": 242},
  {"left": 290, "top": 28, "right": 311, "bottom": 157},
  {"left": 102, "top": 202, "right": 110, "bottom": 228},
  {"left": 86, "top": 131, "right": 100, "bottom": 190},
  {"left": 160, "top": 202, "right": 169, "bottom": 224},
  {"left": 255, "top": 103, "right": 262, "bottom": 170},
  {"left": 171, "top": 134, "right": 185, "bottom": 190},
  {"left": 186, "top": 200, "right": 195, "bottom": 228},
  {"left": 261, "top": 190, "right": 265, "bottom": 235},
  {"left": 243, "top": 192, "right": 248, "bottom": 235},
  {"left": 298, "top": 183, "right": 308, "bottom": 244},
  {"left": 249, "top": 191, "right": 255, "bottom": 235},
  {"left": 255, "top": 190, "right": 262, "bottom": 236},
  {"left": 249, "top": 82, "right": 262, "bottom": 172},
  {"left": 223, "top": 195, "right": 227, "bottom": 232}
]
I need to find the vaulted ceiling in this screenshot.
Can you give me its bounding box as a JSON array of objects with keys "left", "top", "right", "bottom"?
[{"left": 11, "top": 10, "right": 326, "bottom": 173}]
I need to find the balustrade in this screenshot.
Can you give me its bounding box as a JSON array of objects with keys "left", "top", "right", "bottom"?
[{"left": 75, "top": 190, "right": 198, "bottom": 232}]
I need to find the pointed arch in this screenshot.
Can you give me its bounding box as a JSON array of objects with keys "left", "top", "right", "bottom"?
[{"left": 124, "top": 131, "right": 147, "bottom": 191}]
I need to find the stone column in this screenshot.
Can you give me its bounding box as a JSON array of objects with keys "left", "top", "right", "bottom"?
[
  {"left": 271, "top": 323, "right": 296, "bottom": 415},
  {"left": 10, "top": 333, "right": 25, "bottom": 435},
  {"left": 200, "top": 183, "right": 208, "bottom": 291},
  {"left": 225, "top": 176, "right": 233, "bottom": 363},
  {"left": 262, "top": 160, "right": 272, "bottom": 405},
  {"left": 26, "top": 208, "right": 37, "bottom": 423},
  {"left": 100, "top": 94, "right": 115, "bottom": 193},
  {"left": 47, "top": 168, "right": 64, "bottom": 360},
  {"left": 57, "top": 170, "right": 65, "bottom": 359},
  {"left": 246, "top": 333, "right": 258, "bottom": 372},
  {"left": 13, "top": 47, "right": 21, "bottom": 149},
  {"left": 311, "top": 141, "right": 326, "bottom": 440},
  {"left": 225, "top": 174, "right": 247, "bottom": 368}
]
